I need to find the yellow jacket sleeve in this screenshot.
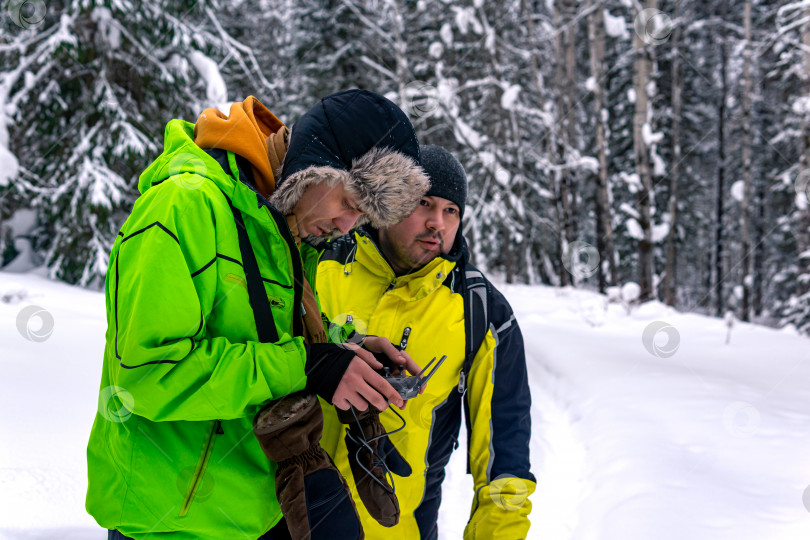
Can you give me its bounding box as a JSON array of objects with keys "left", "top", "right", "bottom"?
[{"left": 463, "top": 290, "right": 535, "bottom": 539}]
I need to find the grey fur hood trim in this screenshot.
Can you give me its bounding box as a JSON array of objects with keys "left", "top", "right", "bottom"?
[{"left": 269, "top": 146, "right": 429, "bottom": 229}]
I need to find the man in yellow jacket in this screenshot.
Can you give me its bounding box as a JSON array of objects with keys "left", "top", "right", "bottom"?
[{"left": 317, "top": 145, "right": 535, "bottom": 539}]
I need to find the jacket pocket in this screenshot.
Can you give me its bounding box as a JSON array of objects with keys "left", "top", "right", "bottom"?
[
  {"left": 178, "top": 420, "right": 221, "bottom": 517},
  {"left": 225, "top": 273, "right": 286, "bottom": 308}
]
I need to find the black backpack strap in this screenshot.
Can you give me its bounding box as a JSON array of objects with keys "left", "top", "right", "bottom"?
[
  {"left": 204, "top": 148, "right": 280, "bottom": 343},
  {"left": 457, "top": 264, "right": 492, "bottom": 476},
  {"left": 231, "top": 202, "right": 280, "bottom": 343},
  {"left": 459, "top": 265, "right": 491, "bottom": 394}
]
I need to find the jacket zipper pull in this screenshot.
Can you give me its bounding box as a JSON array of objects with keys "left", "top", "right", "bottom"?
[
  {"left": 216, "top": 420, "right": 224, "bottom": 434},
  {"left": 457, "top": 370, "right": 467, "bottom": 394},
  {"left": 399, "top": 327, "right": 411, "bottom": 350}
]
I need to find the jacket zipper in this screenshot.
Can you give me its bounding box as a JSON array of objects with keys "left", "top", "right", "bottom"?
[{"left": 179, "top": 420, "right": 221, "bottom": 517}]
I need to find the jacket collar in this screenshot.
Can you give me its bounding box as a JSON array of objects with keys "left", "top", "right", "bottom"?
[
  {"left": 139, "top": 120, "right": 277, "bottom": 223},
  {"left": 353, "top": 229, "right": 457, "bottom": 302}
]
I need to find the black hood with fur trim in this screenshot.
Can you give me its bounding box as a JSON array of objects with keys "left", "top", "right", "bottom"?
[{"left": 271, "top": 89, "right": 429, "bottom": 229}]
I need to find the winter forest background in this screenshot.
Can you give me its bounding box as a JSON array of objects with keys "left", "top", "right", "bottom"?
[{"left": 1, "top": 0, "right": 810, "bottom": 336}]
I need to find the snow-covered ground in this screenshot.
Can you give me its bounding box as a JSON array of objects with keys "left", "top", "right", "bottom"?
[{"left": 1, "top": 270, "right": 809, "bottom": 539}]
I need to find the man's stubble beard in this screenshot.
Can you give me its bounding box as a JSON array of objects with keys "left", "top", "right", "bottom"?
[{"left": 389, "top": 233, "right": 444, "bottom": 274}]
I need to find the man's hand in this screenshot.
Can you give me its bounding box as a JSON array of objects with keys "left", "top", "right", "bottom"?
[
  {"left": 360, "top": 336, "right": 421, "bottom": 376},
  {"left": 332, "top": 356, "right": 405, "bottom": 411},
  {"left": 305, "top": 338, "right": 425, "bottom": 412},
  {"left": 331, "top": 337, "right": 425, "bottom": 410}
]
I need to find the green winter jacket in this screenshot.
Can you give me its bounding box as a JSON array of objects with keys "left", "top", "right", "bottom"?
[{"left": 85, "top": 119, "right": 322, "bottom": 539}]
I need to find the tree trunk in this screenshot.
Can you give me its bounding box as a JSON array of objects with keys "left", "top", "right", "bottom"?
[
  {"left": 663, "top": 1, "right": 683, "bottom": 307},
  {"left": 753, "top": 167, "right": 766, "bottom": 316},
  {"left": 523, "top": 0, "right": 547, "bottom": 285},
  {"left": 633, "top": 0, "right": 656, "bottom": 301},
  {"left": 796, "top": 6, "right": 810, "bottom": 320},
  {"left": 475, "top": 3, "right": 526, "bottom": 284},
  {"left": 554, "top": 0, "right": 579, "bottom": 287},
  {"left": 715, "top": 0, "right": 728, "bottom": 317},
  {"left": 523, "top": 0, "right": 564, "bottom": 286},
  {"left": 564, "top": 0, "right": 579, "bottom": 246},
  {"left": 739, "top": 0, "right": 753, "bottom": 321},
  {"left": 588, "top": 0, "right": 617, "bottom": 292},
  {"left": 503, "top": 222, "right": 516, "bottom": 283}
]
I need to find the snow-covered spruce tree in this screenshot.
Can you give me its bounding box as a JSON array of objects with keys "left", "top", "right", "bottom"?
[
  {"left": 0, "top": 0, "right": 262, "bottom": 286},
  {"left": 434, "top": 0, "right": 564, "bottom": 285},
  {"left": 210, "top": 0, "right": 341, "bottom": 120},
  {"left": 320, "top": 0, "right": 566, "bottom": 284},
  {"left": 587, "top": 0, "right": 619, "bottom": 292},
  {"left": 635, "top": 0, "right": 729, "bottom": 313},
  {"left": 601, "top": 1, "right": 651, "bottom": 292},
  {"left": 669, "top": 1, "right": 724, "bottom": 311},
  {"left": 746, "top": 0, "right": 781, "bottom": 321},
  {"left": 752, "top": 0, "right": 798, "bottom": 326},
  {"left": 770, "top": 1, "right": 810, "bottom": 334},
  {"left": 422, "top": 0, "right": 561, "bottom": 284}
]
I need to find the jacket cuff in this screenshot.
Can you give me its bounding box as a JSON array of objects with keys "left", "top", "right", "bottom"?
[{"left": 304, "top": 343, "right": 355, "bottom": 403}]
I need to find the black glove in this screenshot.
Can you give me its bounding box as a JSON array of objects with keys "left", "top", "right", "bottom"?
[{"left": 304, "top": 343, "right": 356, "bottom": 403}]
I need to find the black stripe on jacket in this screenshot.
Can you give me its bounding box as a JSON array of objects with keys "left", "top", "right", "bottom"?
[
  {"left": 485, "top": 286, "right": 535, "bottom": 484},
  {"left": 413, "top": 387, "right": 463, "bottom": 540}
]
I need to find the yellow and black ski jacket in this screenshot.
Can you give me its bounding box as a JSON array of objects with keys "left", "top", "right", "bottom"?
[{"left": 316, "top": 229, "right": 535, "bottom": 539}]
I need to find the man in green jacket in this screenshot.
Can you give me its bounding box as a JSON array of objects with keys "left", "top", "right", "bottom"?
[{"left": 86, "top": 90, "right": 429, "bottom": 540}]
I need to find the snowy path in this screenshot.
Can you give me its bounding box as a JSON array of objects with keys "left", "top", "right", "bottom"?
[
  {"left": 2, "top": 272, "right": 810, "bottom": 539},
  {"left": 504, "top": 286, "right": 810, "bottom": 539}
]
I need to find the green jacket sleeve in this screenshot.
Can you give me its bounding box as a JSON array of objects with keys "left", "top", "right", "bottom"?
[
  {"left": 464, "top": 293, "right": 536, "bottom": 539},
  {"left": 108, "top": 183, "right": 306, "bottom": 422}
]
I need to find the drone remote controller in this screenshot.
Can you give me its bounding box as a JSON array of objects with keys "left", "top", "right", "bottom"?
[{"left": 379, "top": 355, "right": 447, "bottom": 400}]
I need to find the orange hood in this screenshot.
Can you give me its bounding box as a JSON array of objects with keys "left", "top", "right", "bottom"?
[{"left": 193, "top": 96, "right": 285, "bottom": 198}]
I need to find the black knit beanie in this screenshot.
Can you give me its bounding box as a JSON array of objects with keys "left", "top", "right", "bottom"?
[{"left": 421, "top": 145, "right": 467, "bottom": 217}]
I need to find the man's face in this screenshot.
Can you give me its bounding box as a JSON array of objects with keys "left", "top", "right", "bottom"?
[
  {"left": 378, "top": 196, "right": 461, "bottom": 275},
  {"left": 292, "top": 181, "right": 363, "bottom": 240}
]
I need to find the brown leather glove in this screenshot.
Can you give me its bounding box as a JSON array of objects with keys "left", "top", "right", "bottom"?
[
  {"left": 336, "top": 406, "right": 411, "bottom": 527},
  {"left": 254, "top": 392, "right": 363, "bottom": 539}
]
